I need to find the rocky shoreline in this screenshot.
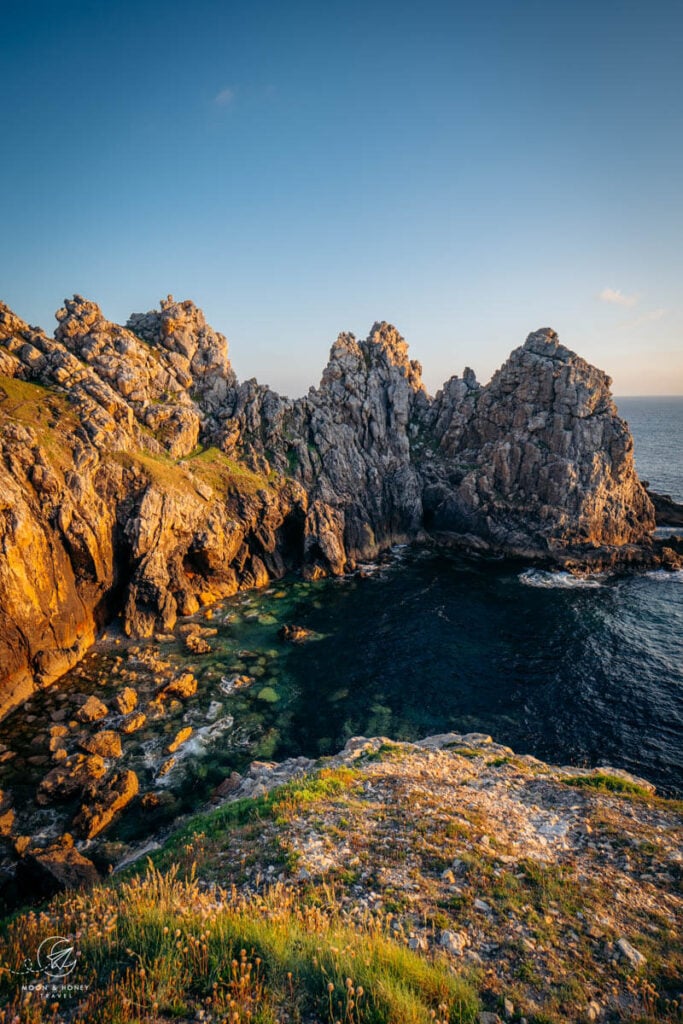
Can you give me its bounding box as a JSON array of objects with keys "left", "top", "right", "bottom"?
[{"left": 2, "top": 295, "right": 681, "bottom": 719}]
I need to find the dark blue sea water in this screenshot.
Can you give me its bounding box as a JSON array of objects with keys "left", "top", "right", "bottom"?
[
  {"left": 277, "top": 549, "right": 682, "bottom": 795},
  {"left": 616, "top": 396, "right": 683, "bottom": 503}
]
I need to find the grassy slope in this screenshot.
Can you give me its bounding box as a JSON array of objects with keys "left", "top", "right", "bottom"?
[
  {"left": 0, "top": 770, "right": 480, "bottom": 1023},
  {"left": 2, "top": 748, "right": 683, "bottom": 1024}
]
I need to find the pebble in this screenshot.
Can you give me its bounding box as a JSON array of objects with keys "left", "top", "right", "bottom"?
[
  {"left": 439, "top": 929, "right": 468, "bottom": 956},
  {"left": 616, "top": 937, "right": 647, "bottom": 968}
]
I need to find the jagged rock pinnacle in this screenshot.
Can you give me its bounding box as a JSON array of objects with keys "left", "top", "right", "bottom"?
[{"left": 0, "top": 296, "right": 663, "bottom": 715}]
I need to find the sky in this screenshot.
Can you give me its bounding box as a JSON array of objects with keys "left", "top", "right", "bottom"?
[{"left": 1, "top": 0, "right": 681, "bottom": 397}]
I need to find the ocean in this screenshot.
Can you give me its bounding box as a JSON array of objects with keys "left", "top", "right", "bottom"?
[
  {"left": 0, "top": 398, "right": 681, "bottom": 857},
  {"left": 616, "top": 396, "right": 683, "bottom": 503}
]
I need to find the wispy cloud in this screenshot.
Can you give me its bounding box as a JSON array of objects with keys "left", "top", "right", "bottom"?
[
  {"left": 598, "top": 287, "right": 639, "bottom": 307},
  {"left": 619, "top": 307, "right": 669, "bottom": 329},
  {"left": 214, "top": 86, "right": 235, "bottom": 107}
]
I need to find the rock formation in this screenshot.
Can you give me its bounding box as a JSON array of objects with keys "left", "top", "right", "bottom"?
[
  {"left": 0, "top": 295, "right": 666, "bottom": 717},
  {"left": 420, "top": 329, "right": 654, "bottom": 553}
]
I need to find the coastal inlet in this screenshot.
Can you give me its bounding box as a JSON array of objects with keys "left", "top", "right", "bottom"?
[{"left": 0, "top": 544, "right": 682, "bottom": 905}]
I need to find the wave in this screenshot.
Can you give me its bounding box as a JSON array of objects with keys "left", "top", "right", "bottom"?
[
  {"left": 644, "top": 569, "right": 683, "bottom": 583},
  {"left": 519, "top": 569, "right": 605, "bottom": 589}
]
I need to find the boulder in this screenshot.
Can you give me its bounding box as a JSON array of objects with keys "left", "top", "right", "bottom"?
[
  {"left": 439, "top": 929, "right": 469, "bottom": 956},
  {"left": 120, "top": 711, "right": 147, "bottom": 734},
  {"left": 167, "top": 726, "right": 193, "bottom": 753},
  {"left": 113, "top": 687, "right": 138, "bottom": 715},
  {"left": 78, "top": 730, "right": 122, "bottom": 758},
  {"left": 616, "top": 937, "right": 647, "bottom": 969},
  {"left": 37, "top": 753, "right": 106, "bottom": 805},
  {"left": 72, "top": 769, "right": 139, "bottom": 839},
  {"left": 185, "top": 633, "right": 211, "bottom": 654},
  {"left": 0, "top": 802, "right": 15, "bottom": 836},
  {"left": 159, "top": 672, "right": 197, "bottom": 699},
  {"left": 77, "top": 695, "right": 109, "bottom": 723},
  {"left": 278, "top": 624, "right": 313, "bottom": 644},
  {"left": 16, "top": 833, "right": 99, "bottom": 896}
]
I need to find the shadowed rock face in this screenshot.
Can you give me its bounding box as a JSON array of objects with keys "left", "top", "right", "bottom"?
[{"left": 0, "top": 297, "right": 661, "bottom": 716}]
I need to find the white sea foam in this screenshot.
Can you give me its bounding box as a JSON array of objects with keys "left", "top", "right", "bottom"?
[
  {"left": 644, "top": 569, "right": 683, "bottom": 583},
  {"left": 519, "top": 569, "right": 604, "bottom": 589}
]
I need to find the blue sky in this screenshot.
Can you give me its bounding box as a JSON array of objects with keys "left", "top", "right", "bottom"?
[{"left": 1, "top": 0, "right": 681, "bottom": 395}]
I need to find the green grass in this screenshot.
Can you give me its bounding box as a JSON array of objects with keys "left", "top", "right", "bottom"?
[
  {"left": 187, "top": 445, "right": 273, "bottom": 495},
  {"left": 442, "top": 745, "right": 482, "bottom": 760},
  {"left": 562, "top": 773, "right": 654, "bottom": 798},
  {"left": 122, "top": 767, "right": 360, "bottom": 879},
  {"left": 112, "top": 445, "right": 273, "bottom": 501},
  {"left": 0, "top": 375, "right": 80, "bottom": 474},
  {"left": 0, "top": 864, "right": 480, "bottom": 1024},
  {"left": 361, "top": 742, "right": 409, "bottom": 763}
]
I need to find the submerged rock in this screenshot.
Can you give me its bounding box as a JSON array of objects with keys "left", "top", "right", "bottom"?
[{"left": 278, "top": 624, "right": 313, "bottom": 644}]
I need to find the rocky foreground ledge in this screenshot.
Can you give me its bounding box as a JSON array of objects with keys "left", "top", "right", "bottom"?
[
  {"left": 1, "top": 295, "right": 681, "bottom": 717},
  {"left": 1, "top": 733, "right": 680, "bottom": 1023}
]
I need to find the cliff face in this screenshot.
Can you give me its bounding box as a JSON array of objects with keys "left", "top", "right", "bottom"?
[{"left": 0, "top": 297, "right": 660, "bottom": 716}]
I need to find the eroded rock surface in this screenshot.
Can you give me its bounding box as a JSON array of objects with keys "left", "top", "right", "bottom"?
[{"left": 0, "top": 297, "right": 669, "bottom": 715}]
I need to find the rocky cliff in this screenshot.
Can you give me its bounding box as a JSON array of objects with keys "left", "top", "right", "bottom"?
[{"left": 0, "top": 296, "right": 668, "bottom": 716}]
